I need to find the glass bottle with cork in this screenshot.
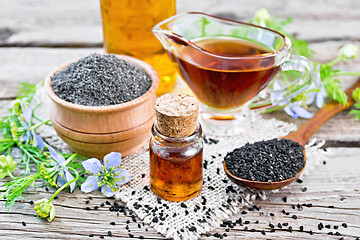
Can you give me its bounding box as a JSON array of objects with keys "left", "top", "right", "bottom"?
[
  {"left": 149, "top": 93, "right": 203, "bottom": 201},
  {"left": 99, "top": 0, "right": 177, "bottom": 95}
]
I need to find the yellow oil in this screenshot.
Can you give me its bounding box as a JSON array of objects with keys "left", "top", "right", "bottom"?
[{"left": 100, "top": 0, "right": 177, "bottom": 95}]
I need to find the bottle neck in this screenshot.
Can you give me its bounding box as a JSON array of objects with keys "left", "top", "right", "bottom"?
[{"left": 152, "top": 120, "right": 202, "bottom": 146}]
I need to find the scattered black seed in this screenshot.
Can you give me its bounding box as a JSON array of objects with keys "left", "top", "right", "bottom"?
[
  {"left": 54, "top": 196, "right": 59, "bottom": 200},
  {"left": 261, "top": 230, "right": 266, "bottom": 235},
  {"left": 278, "top": 223, "right": 282, "bottom": 228},
  {"left": 189, "top": 226, "right": 197, "bottom": 232},
  {"left": 138, "top": 224, "right": 141, "bottom": 228},
  {"left": 100, "top": 203, "right": 105, "bottom": 207},
  {"left": 296, "top": 178, "right": 303, "bottom": 183},
  {"left": 172, "top": 213, "right": 177, "bottom": 217},
  {"left": 181, "top": 203, "right": 187, "bottom": 208},
  {"left": 128, "top": 233, "right": 134, "bottom": 238},
  {"left": 299, "top": 226, "right": 304, "bottom": 231},
  {"left": 339, "top": 237, "right": 344, "bottom": 240},
  {"left": 29, "top": 200, "right": 34, "bottom": 205},
  {"left": 318, "top": 223, "right": 324, "bottom": 230},
  {"left": 214, "top": 233, "right": 221, "bottom": 238},
  {"left": 325, "top": 224, "right": 331, "bottom": 229},
  {"left": 323, "top": 160, "right": 327, "bottom": 165},
  {"left": 131, "top": 191, "right": 136, "bottom": 195},
  {"left": 86, "top": 200, "right": 90, "bottom": 204},
  {"left": 335, "top": 232, "right": 341, "bottom": 236},
  {"left": 85, "top": 207, "right": 91, "bottom": 210},
  {"left": 185, "top": 210, "right": 189, "bottom": 215},
  {"left": 45, "top": 187, "right": 49, "bottom": 191},
  {"left": 244, "top": 221, "right": 250, "bottom": 224},
  {"left": 224, "top": 138, "right": 304, "bottom": 182},
  {"left": 250, "top": 229, "right": 255, "bottom": 232},
  {"left": 328, "top": 205, "right": 334, "bottom": 208},
  {"left": 281, "top": 209, "right": 286, "bottom": 214},
  {"left": 152, "top": 217, "right": 159, "bottom": 223},
  {"left": 51, "top": 54, "right": 152, "bottom": 106},
  {"left": 309, "top": 230, "right": 313, "bottom": 235},
  {"left": 139, "top": 236, "right": 144, "bottom": 239},
  {"left": 283, "top": 223, "right": 288, "bottom": 226},
  {"left": 244, "top": 227, "right": 248, "bottom": 231},
  {"left": 288, "top": 226, "right": 292, "bottom": 232},
  {"left": 107, "top": 231, "right": 112, "bottom": 236},
  {"left": 292, "top": 215, "right": 297, "bottom": 220},
  {"left": 141, "top": 174, "right": 146, "bottom": 178},
  {"left": 241, "top": 211, "right": 247, "bottom": 214},
  {"left": 110, "top": 222, "right": 115, "bottom": 225},
  {"left": 270, "top": 229, "right": 275, "bottom": 232},
  {"left": 99, "top": 236, "right": 104, "bottom": 239},
  {"left": 282, "top": 197, "right": 287, "bottom": 203},
  {"left": 143, "top": 186, "right": 150, "bottom": 191},
  {"left": 94, "top": 206, "right": 98, "bottom": 210},
  {"left": 254, "top": 220, "right": 259, "bottom": 224},
  {"left": 89, "top": 197, "right": 93, "bottom": 200},
  {"left": 105, "top": 201, "right": 111, "bottom": 205},
  {"left": 302, "top": 187, "right": 308, "bottom": 192},
  {"left": 334, "top": 225, "right": 339, "bottom": 229},
  {"left": 89, "top": 234, "right": 94, "bottom": 237},
  {"left": 225, "top": 228, "right": 230, "bottom": 232},
  {"left": 21, "top": 221, "right": 26, "bottom": 226},
  {"left": 126, "top": 220, "right": 130, "bottom": 224},
  {"left": 342, "top": 223, "right": 347, "bottom": 228},
  {"left": 269, "top": 223, "right": 275, "bottom": 228}
]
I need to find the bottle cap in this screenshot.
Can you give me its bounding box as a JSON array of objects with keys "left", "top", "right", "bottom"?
[{"left": 154, "top": 93, "right": 199, "bottom": 138}]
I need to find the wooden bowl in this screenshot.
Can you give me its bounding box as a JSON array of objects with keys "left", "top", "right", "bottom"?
[{"left": 44, "top": 54, "right": 159, "bottom": 158}]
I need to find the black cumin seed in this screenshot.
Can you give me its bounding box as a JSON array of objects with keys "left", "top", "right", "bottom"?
[
  {"left": 302, "top": 187, "right": 308, "bottom": 192},
  {"left": 300, "top": 226, "right": 304, "bottom": 231},
  {"left": 21, "top": 221, "right": 26, "bottom": 226},
  {"left": 88, "top": 197, "right": 93, "bottom": 200},
  {"left": 323, "top": 160, "right": 327, "bottom": 165},
  {"left": 139, "top": 236, "right": 144, "bottom": 239},
  {"left": 270, "top": 229, "right": 275, "bottom": 232},
  {"left": 94, "top": 206, "right": 98, "bottom": 210},
  {"left": 214, "top": 233, "right": 221, "bottom": 237},
  {"left": 29, "top": 200, "right": 34, "bottom": 205},
  {"left": 250, "top": 228, "right": 255, "bottom": 232},
  {"left": 292, "top": 215, "right": 297, "bottom": 220},
  {"left": 85, "top": 207, "right": 91, "bottom": 210},
  {"left": 152, "top": 217, "right": 159, "bottom": 223},
  {"left": 334, "top": 225, "right": 339, "bottom": 229},
  {"left": 292, "top": 205, "right": 295, "bottom": 209},
  {"left": 283, "top": 223, "right": 288, "bottom": 226},
  {"left": 325, "top": 224, "right": 331, "bottom": 229},
  {"left": 86, "top": 200, "right": 90, "bottom": 204},
  {"left": 261, "top": 230, "right": 266, "bottom": 235},
  {"left": 278, "top": 223, "right": 282, "bottom": 228},
  {"left": 255, "top": 220, "right": 259, "bottom": 224},
  {"left": 318, "top": 223, "right": 324, "bottom": 230},
  {"left": 143, "top": 186, "right": 150, "bottom": 191},
  {"left": 288, "top": 226, "right": 292, "bottom": 232},
  {"left": 244, "top": 221, "right": 250, "bottom": 224},
  {"left": 141, "top": 174, "right": 145, "bottom": 178},
  {"left": 110, "top": 222, "right": 115, "bottom": 225},
  {"left": 181, "top": 203, "right": 187, "bottom": 208},
  {"left": 105, "top": 201, "right": 111, "bottom": 205},
  {"left": 241, "top": 211, "right": 247, "bottom": 214},
  {"left": 172, "top": 213, "right": 177, "bottom": 217},
  {"left": 224, "top": 138, "right": 304, "bottom": 182},
  {"left": 335, "top": 232, "right": 341, "bottom": 236},
  {"left": 296, "top": 178, "right": 303, "bottom": 183},
  {"left": 309, "top": 230, "right": 313, "bottom": 235},
  {"left": 225, "top": 228, "right": 230, "bottom": 232},
  {"left": 269, "top": 223, "right": 274, "bottom": 228},
  {"left": 342, "top": 223, "right": 347, "bottom": 228},
  {"left": 89, "top": 234, "right": 94, "bottom": 237},
  {"left": 138, "top": 224, "right": 141, "bottom": 228},
  {"left": 328, "top": 205, "right": 334, "bottom": 208},
  {"left": 126, "top": 225, "right": 129, "bottom": 230},
  {"left": 107, "top": 231, "right": 112, "bottom": 236},
  {"left": 131, "top": 191, "right": 136, "bottom": 195},
  {"left": 128, "top": 233, "right": 134, "bottom": 238},
  {"left": 99, "top": 236, "right": 104, "bottom": 239},
  {"left": 285, "top": 212, "right": 290, "bottom": 216},
  {"left": 282, "top": 197, "right": 287, "bottom": 202},
  {"left": 100, "top": 203, "right": 104, "bottom": 207}
]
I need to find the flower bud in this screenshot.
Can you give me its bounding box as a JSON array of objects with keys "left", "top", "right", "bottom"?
[
  {"left": 339, "top": 44, "right": 359, "bottom": 61},
  {"left": 0, "top": 155, "right": 16, "bottom": 179}
]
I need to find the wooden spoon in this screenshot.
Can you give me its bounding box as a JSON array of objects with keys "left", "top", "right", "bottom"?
[{"left": 224, "top": 78, "right": 360, "bottom": 190}]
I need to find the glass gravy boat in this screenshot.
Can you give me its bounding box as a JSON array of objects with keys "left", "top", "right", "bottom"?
[{"left": 153, "top": 12, "right": 314, "bottom": 135}]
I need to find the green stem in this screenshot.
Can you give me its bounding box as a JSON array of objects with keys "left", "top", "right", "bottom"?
[
  {"left": 0, "top": 139, "right": 14, "bottom": 143},
  {"left": 326, "top": 56, "right": 341, "bottom": 67},
  {"left": 330, "top": 71, "right": 360, "bottom": 77},
  {"left": 64, "top": 153, "right": 77, "bottom": 166},
  {"left": 29, "top": 120, "right": 50, "bottom": 130},
  {"left": 6, "top": 168, "right": 16, "bottom": 179},
  {"left": 47, "top": 167, "right": 79, "bottom": 203},
  {"left": 19, "top": 146, "right": 40, "bottom": 164}
]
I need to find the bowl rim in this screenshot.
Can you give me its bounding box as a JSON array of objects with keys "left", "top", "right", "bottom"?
[{"left": 44, "top": 54, "right": 160, "bottom": 113}]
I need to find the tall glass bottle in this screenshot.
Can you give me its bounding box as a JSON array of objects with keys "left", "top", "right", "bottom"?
[{"left": 99, "top": 0, "right": 177, "bottom": 95}]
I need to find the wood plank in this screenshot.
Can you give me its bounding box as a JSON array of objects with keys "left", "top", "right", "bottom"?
[
  {"left": 0, "top": 147, "right": 359, "bottom": 239},
  {"left": 1, "top": 0, "right": 360, "bottom": 46}
]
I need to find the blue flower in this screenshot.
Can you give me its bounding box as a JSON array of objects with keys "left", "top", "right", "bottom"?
[
  {"left": 81, "top": 152, "right": 131, "bottom": 197},
  {"left": 305, "top": 67, "right": 326, "bottom": 108},
  {"left": 40, "top": 145, "right": 76, "bottom": 192},
  {"left": 10, "top": 102, "right": 44, "bottom": 150},
  {"left": 284, "top": 102, "right": 314, "bottom": 119}
]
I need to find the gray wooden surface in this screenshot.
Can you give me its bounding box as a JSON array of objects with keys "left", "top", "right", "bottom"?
[{"left": 0, "top": 0, "right": 360, "bottom": 239}]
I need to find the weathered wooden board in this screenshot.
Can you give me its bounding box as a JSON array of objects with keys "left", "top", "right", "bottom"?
[
  {"left": 1, "top": 0, "right": 360, "bottom": 46},
  {"left": 0, "top": 147, "right": 359, "bottom": 239}
]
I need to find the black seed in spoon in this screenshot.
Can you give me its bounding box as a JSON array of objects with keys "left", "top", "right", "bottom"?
[{"left": 224, "top": 138, "right": 304, "bottom": 182}]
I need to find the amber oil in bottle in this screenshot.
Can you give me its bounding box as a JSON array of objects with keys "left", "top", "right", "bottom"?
[{"left": 150, "top": 93, "right": 203, "bottom": 201}]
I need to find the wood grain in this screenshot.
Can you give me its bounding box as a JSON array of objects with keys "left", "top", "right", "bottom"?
[{"left": 0, "top": 147, "right": 359, "bottom": 239}]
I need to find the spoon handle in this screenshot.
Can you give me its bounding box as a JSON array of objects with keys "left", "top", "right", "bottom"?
[{"left": 284, "top": 78, "right": 360, "bottom": 146}]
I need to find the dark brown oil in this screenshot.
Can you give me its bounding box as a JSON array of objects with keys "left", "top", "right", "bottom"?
[
  {"left": 169, "top": 36, "right": 280, "bottom": 109},
  {"left": 149, "top": 147, "right": 203, "bottom": 201}
]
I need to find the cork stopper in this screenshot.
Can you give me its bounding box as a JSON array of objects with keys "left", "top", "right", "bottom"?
[{"left": 155, "top": 93, "right": 199, "bottom": 138}]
